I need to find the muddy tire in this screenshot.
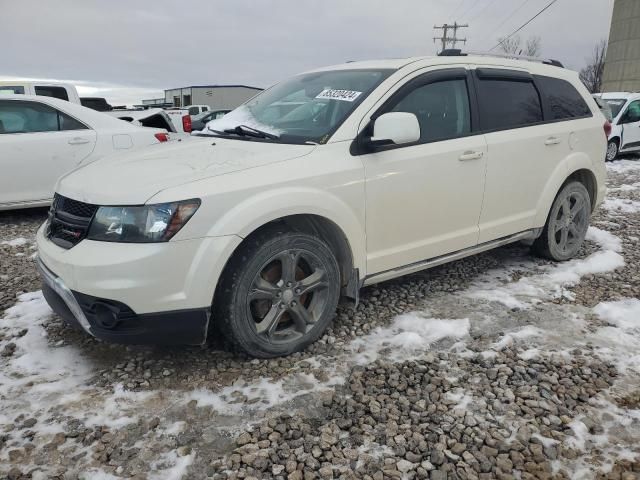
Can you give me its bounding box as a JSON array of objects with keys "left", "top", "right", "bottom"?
[
  {"left": 533, "top": 181, "right": 591, "bottom": 261},
  {"left": 214, "top": 226, "right": 341, "bottom": 358}
]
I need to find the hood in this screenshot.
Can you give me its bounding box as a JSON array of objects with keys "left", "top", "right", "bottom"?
[{"left": 57, "top": 137, "right": 315, "bottom": 205}]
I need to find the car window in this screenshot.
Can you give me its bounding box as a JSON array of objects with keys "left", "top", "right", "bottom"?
[
  {"left": 387, "top": 78, "right": 471, "bottom": 143},
  {"left": 604, "top": 98, "right": 627, "bottom": 118},
  {"left": 202, "top": 106, "right": 209, "bottom": 112},
  {"left": 477, "top": 78, "right": 543, "bottom": 131},
  {"left": 188, "top": 106, "right": 199, "bottom": 115},
  {"left": 34, "top": 86, "right": 70, "bottom": 101},
  {"left": 59, "top": 111, "right": 89, "bottom": 131},
  {"left": 624, "top": 101, "right": 640, "bottom": 123},
  {"left": 536, "top": 76, "right": 591, "bottom": 120},
  {"left": 0, "top": 100, "right": 87, "bottom": 134},
  {"left": 0, "top": 86, "right": 25, "bottom": 95}
]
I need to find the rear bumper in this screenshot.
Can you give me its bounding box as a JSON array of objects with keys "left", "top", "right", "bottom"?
[{"left": 38, "top": 257, "right": 209, "bottom": 345}]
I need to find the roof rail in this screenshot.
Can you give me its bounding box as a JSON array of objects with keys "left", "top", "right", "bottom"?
[{"left": 438, "top": 49, "right": 564, "bottom": 68}]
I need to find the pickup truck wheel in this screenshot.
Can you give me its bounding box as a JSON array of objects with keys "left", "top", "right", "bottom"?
[
  {"left": 214, "top": 228, "right": 340, "bottom": 358},
  {"left": 533, "top": 181, "right": 591, "bottom": 261},
  {"left": 606, "top": 140, "right": 619, "bottom": 162}
]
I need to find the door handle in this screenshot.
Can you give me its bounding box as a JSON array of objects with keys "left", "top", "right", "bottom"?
[
  {"left": 544, "top": 136, "right": 562, "bottom": 146},
  {"left": 458, "top": 151, "right": 484, "bottom": 161},
  {"left": 68, "top": 138, "right": 90, "bottom": 145}
]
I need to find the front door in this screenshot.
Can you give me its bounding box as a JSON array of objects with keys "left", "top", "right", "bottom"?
[
  {"left": 620, "top": 100, "right": 640, "bottom": 152},
  {"left": 360, "top": 70, "right": 487, "bottom": 275}
]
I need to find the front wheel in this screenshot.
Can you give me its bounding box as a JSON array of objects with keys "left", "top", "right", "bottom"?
[
  {"left": 214, "top": 227, "right": 341, "bottom": 358},
  {"left": 532, "top": 181, "right": 591, "bottom": 261},
  {"left": 606, "top": 140, "right": 619, "bottom": 162}
]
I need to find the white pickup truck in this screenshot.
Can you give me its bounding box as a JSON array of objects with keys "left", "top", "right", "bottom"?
[{"left": 0, "top": 81, "right": 81, "bottom": 104}]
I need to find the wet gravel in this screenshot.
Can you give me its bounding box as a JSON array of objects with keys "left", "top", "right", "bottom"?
[{"left": 1, "top": 158, "right": 640, "bottom": 479}]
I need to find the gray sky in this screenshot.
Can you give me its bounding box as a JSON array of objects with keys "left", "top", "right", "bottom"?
[{"left": 1, "top": 0, "right": 614, "bottom": 105}]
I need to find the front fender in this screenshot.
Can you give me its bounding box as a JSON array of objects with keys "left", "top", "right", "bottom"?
[
  {"left": 533, "top": 152, "right": 597, "bottom": 227},
  {"left": 205, "top": 187, "right": 367, "bottom": 276}
]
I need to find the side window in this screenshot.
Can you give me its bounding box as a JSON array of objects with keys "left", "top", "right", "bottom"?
[
  {"left": 0, "top": 100, "right": 87, "bottom": 134},
  {"left": 202, "top": 106, "right": 209, "bottom": 112},
  {"left": 477, "top": 78, "right": 543, "bottom": 131},
  {"left": 0, "top": 86, "right": 25, "bottom": 95},
  {"left": 34, "top": 86, "right": 69, "bottom": 101},
  {"left": 387, "top": 78, "right": 471, "bottom": 143},
  {"left": 58, "top": 111, "right": 88, "bottom": 131},
  {"left": 623, "top": 101, "right": 640, "bottom": 123},
  {"left": 536, "top": 76, "right": 591, "bottom": 120},
  {"left": 188, "top": 106, "right": 199, "bottom": 115}
]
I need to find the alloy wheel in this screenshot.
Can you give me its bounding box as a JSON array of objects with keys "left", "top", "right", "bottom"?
[
  {"left": 550, "top": 190, "right": 589, "bottom": 256},
  {"left": 247, "top": 249, "right": 329, "bottom": 344}
]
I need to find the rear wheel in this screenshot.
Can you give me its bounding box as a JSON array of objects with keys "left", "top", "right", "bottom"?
[
  {"left": 606, "top": 139, "right": 619, "bottom": 162},
  {"left": 533, "top": 181, "right": 591, "bottom": 261},
  {"left": 214, "top": 227, "right": 341, "bottom": 358}
]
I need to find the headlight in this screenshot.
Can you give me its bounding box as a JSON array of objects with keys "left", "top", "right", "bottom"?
[{"left": 87, "top": 199, "right": 200, "bottom": 243}]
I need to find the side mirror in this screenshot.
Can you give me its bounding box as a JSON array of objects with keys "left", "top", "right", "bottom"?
[{"left": 369, "top": 112, "right": 420, "bottom": 146}]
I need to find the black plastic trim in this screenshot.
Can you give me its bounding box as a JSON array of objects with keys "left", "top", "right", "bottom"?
[
  {"left": 476, "top": 68, "right": 533, "bottom": 81},
  {"left": 41, "top": 283, "right": 210, "bottom": 345}
]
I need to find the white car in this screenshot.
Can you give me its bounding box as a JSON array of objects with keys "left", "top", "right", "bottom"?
[
  {"left": 0, "top": 95, "right": 169, "bottom": 210},
  {"left": 597, "top": 92, "right": 640, "bottom": 161},
  {"left": 36, "top": 54, "right": 607, "bottom": 358}
]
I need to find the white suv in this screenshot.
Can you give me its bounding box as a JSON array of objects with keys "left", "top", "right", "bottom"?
[{"left": 36, "top": 54, "right": 607, "bottom": 357}]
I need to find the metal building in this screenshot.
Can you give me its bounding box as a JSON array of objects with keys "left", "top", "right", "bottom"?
[
  {"left": 163, "top": 85, "right": 263, "bottom": 109},
  {"left": 602, "top": 0, "right": 640, "bottom": 92}
]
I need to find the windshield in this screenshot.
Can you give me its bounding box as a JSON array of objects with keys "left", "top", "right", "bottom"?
[
  {"left": 604, "top": 98, "right": 627, "bottom": 118},
  {"left": 198, "top": 69, "right": 393, "bottom": 144}
]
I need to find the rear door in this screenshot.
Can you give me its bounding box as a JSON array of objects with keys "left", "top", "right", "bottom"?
[
  {"left": 0, "top": 99, "right": 96, "bottom": 205},
  {"left": 474, "top": 68, "right": 569, "bottom": 243}
]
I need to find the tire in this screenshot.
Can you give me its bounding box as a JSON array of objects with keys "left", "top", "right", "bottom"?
[
  {"left": 606, "top": 139, "right": 619, "bottom": 162},
  {"left": 214, "top": 226, "right": 341, "bottom": 358},
  {"left": 532, "top": 181, "right": 591, "bottom": 261}
]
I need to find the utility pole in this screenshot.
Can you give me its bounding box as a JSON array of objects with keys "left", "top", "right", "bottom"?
[{"left": 433, "top": 22, "right": 468, "bottom": 53}]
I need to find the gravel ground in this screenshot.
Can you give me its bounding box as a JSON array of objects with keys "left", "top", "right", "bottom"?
[{"left": 1, "top": 158, "right": 640, "bottom": 480}]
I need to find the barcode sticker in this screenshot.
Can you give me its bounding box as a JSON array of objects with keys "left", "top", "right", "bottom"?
[{"left": 315, "top": 89, "right": 362, "bottom": 102}]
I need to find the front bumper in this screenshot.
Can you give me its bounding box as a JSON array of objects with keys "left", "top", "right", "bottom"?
[
  {"left": 38, "top": 257, "right": 210, "bottom": 344},
  {"left": 36, "top": 223, "right": 243, "bottom": 345}
]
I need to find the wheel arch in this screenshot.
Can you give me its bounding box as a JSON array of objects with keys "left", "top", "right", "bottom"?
[
  {"left": 207, "top": 188, "right": 366, "bottom": 301},
  {"left": 533, "top": 153, "right": 600, "bottom": 227}
]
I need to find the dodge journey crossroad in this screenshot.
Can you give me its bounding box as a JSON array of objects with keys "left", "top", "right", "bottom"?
[{"left": 36, "top": 54, "right": 608, "bottom": 358}]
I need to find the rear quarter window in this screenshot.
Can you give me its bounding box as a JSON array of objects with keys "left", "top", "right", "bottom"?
[{"left": 536, "top": 76, "right": 592, "bottom": 121}]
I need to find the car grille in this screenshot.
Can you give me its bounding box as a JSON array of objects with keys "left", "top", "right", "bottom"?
[{"left": 47, "top": 194, "right": 99, "bottom": 249}]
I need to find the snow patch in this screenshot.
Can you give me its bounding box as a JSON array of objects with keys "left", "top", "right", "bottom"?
[
  {"left": 466, "top": 227, "right": 624, "bottom": 309},
  {"left": 602, "top": 197, "right": 640, "bottom": 214},
  {"left": 197, "top": 105, "right": 282, "bottom": 137},
  {"left": 349, "top": 314, "right": 470, "bottom": 363},
  {"left": 1, "top": 237, "right": 30, "bottom": 247}
]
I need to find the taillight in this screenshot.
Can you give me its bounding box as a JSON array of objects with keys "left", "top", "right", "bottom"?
[
  {"left": 154, "top": 133, "right": 169, "bottom": 142},
  {"left": 604, "top": 120, "right": 612, "bottom": 138},
  {"left": 182, "top": 115, "right": 192, "bottom": 133}
]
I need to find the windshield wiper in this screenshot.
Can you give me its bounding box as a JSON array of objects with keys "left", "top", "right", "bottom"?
[{"left": 223, "top": 125, "right": 279, "bottom": 140}]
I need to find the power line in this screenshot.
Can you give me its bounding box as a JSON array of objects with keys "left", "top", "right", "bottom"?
[
  {"left": 490, "top": 0, "right": 560, "bottom": 51},
  {"left": 468, "top": 0, "right": 501, "bottom": 24},
  {"left": 458, "top": 0, "right": 482, "bottom": 20},
  {"left": 448, "top": 0, "right": 466, "bottom": 19},
  {"left": 475, "top": 0, "right": 532, "bottom": 47}
]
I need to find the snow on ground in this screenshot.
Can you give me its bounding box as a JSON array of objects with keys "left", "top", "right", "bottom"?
[
  {"left": 1, "top": 237, "right": 30, "bottom": 247},
  {"left": 465, "top": 226, "right": 623, "bottom": 309},
  {"left": 2, "top": 157, "right": 640, "bottom": 477}
]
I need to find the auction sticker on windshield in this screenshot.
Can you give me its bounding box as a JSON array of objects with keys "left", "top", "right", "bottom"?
[{"left": 316, "top": 89, "right": 362, "bottom": 102}]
